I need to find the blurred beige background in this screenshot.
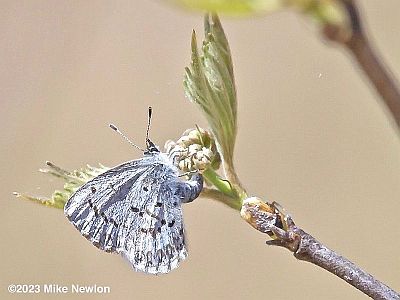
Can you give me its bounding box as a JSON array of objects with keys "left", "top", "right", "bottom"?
[{"left": 1, "top": 1, "right": 399, "bottom": 299}]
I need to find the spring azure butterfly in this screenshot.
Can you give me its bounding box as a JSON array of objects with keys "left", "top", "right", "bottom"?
[{"left": 64, "top": 108, "right": 203, "bottom": 274}]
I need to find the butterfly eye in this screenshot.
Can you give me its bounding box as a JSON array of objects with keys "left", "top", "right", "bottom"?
[{"left": 143, "top": 186, "right": 148, "bottom": 192}]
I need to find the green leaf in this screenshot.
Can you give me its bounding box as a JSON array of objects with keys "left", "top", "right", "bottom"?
[
  {"left": 184, "top": 14, "right": 237, "bottom": 176},
  {"left": 184, "top": 14, "right": 248, "bottom": 202}
]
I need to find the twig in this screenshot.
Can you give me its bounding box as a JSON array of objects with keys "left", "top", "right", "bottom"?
[
  {"left": 241, "top": 199, "right": 400, "bottom": 300},
  {"left": 323, "top": 0, "right": 400, "bottom": 128},
  {"left": 201, "top": 187, "right": 241, "bottom": 210}
]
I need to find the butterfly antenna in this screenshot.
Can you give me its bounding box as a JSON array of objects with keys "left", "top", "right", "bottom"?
[
  {"left": 109, "top": 124, "right": 145, "bottom": 152},
  {"left": 146, "top": 106, "right": 152, "bottom": 143}
]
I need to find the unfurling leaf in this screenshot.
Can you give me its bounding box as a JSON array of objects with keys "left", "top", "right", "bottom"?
[
  {"left": 184, "top": 14, "right": 237, "bottom": 176},
  {"left": 184, "top": 14, "right": 246, "bottom": 202}
]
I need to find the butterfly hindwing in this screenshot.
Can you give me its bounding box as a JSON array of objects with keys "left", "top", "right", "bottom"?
[{"left": 121, "top": 171, "right": 188, "bottom": 274}]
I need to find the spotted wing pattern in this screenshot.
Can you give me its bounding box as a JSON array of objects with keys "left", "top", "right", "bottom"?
[{"left": 64, "top": 153, "right": 203, "bottom": 274}]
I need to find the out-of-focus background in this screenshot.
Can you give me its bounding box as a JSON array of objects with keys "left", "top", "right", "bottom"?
[{"left": 1, "top": 1, "right": 399, "bottom": 299}]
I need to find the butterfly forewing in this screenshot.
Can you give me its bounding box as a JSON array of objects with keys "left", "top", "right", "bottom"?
[{"left": 65, "top": 158, "right": 152, "bottom": 251}]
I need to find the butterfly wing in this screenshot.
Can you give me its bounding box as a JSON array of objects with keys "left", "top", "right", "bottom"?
[
  {"left": 64, "top": 157, "right": 157, "bottom": 253},
  {"left": 65, "top": 154, "right": 202, "bottom": 274},
  {"left": 120, "top": 169, "right": 188, "bottom": 274}
]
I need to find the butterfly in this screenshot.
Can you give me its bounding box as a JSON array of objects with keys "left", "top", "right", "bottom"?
[{"left": 64, "top": 107, "right": 203, "bottom": 274}]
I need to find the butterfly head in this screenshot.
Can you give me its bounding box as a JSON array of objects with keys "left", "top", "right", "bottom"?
[{"left": 144, "top": 138, "right": 160, "bottom": 155}]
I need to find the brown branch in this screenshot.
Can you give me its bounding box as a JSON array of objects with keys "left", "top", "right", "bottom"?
[
  {"left": 323, "top": 0, "right": 400, "bottom": 128},
  {"left": 241, "top": 199, "right": 400, "bottom": 300}
]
